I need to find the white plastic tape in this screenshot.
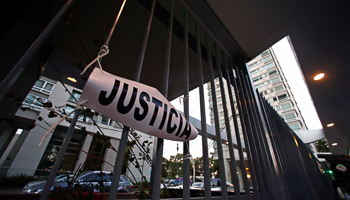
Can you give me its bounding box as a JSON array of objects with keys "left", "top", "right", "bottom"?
[{"left": 77, "top": 68, "right": 198, "bottom": 141}]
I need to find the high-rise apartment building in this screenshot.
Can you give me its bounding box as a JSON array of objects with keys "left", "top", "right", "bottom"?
[
  {"left": 208, "top": 46, "right": 307, "bottom": 134},
  {"left": 247, "top": 47, "right": 307, "bottom": 132},
  {"left": 208, "top": 43, "right": 308, "bottom": 185}
]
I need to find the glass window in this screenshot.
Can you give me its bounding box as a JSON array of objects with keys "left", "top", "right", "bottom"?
[
  {"left": 265, "top": 62, "right": 275, "bottom": 70},
  {"left": 271, "top": 77, "right": 281, "bottom": 84},
  {"left": 261, "top": 50, "right": 270, "bottom": 57},
  {"left": 253, "top": 75, "right": 263, "bottom": 82},
  {"left": 289, "top": 123, "right": 302, "bottom": 131},
  {"left": 35, "top": 128, "right": 85, "bottom": 176},
  {"left": 278, "top": 94, "right": 288, "bottom": 101},
  {"left": 251, "top": 68, "right": 260, "bottom": 75},
  {"left": 274, "top": 85, "right": 284, "bottom": 92},
  {"left": 68, "top": 90, "right": 81, "bottom": 102},
  {"left": 284, "top": 113, "right": 297, "bottom": 121},
  {"left": 33, "top": 79, "right": 55, "bottom": 94},
  {"left": 263, "top": 55, "right": 273, "bottom": 63},
  {"left": 98, "top": 115, "right": 114, "bottom": 126},
  {"left": 65, "top": 105, "right": 93, "bottom": 123},
  {"left": 268, "top": 69, "right": 278, "bottom": 76},
  {"left": 281, "top": 102, "right": 292, "bottom": 110},
  {"left": 22, "top": 94, "right": 47, "bottom": 111}
]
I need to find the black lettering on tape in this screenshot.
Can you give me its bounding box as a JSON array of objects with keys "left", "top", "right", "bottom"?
[
  {"left": 117, "top": 83, "right": 138, "bottom": 114},
  {"left": 98, "top": 79, "right": 120, "bottom": 106},
  {"left": 134, "top": 91, "right": 150, "bottom": 121}
]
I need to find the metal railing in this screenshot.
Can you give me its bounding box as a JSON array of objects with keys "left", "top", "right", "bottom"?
[{"left": 0, "top": 0, "right": 336, "bottom": 199}]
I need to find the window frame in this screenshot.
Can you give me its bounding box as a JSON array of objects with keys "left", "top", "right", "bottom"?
[{"left": 32, "top": 79, "right": 55, "bottom": 94}]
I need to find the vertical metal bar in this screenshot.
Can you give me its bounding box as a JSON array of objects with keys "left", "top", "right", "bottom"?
[
  {"left": 195, "top": 22, "right": 212, "bottom": 200},
  {"left": 242, "top": 73, "right": 280, "bottom": 199},
  {"left": 229, "top": 62, "right": 260, "bottom": 200},
  {"left": 151, "top": 1, "right": 174, "bottom": 199},
  {"left": 234, "top": 63, "right": 268, "bottom": 200},
  {"left": 279, "top": 117, "right": 317, "bottom": 199},
  {"left": 0, "top": 0, "right": 76, "bottom": 102},
  {"left": 214, "top": 44, "right": 241, "bottom": 199},
  {"left": 222, "top": 57, "right": 251, "bottom": 200},
  {"left": 39, "top": 108, "right": 82, "bottom": 200},
  {"left": 257, "top": 94, "right": 292, "bottom": 200},
  {"left": 264, "top": 100, "right": 298, "bottom": 199},
  {"left": 268, "top": 104, "right": 312, "bottom": 199},
  {"left": 205, "top": 33, "right": 228, "bottom": 199},
  {"left": 109, "top": 0, "right": 156, "bottom": 199},
  {"left": 238, "top": 70, "right": 277, "bottom": 200},
  {"left": 182, "top": 8, "right": 190, "bottom": 200}
]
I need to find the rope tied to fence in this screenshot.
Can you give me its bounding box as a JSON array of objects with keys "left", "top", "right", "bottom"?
[{"left": 80, "top": 45, "right": 109, "bottom": 75}]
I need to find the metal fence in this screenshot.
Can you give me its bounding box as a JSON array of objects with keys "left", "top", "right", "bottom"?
[{"left": 1, "top": 0, "right": 336, "bottom": 199}]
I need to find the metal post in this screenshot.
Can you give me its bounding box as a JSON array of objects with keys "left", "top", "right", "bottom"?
[
  {"left": 0, "top": 0, "right": 76, "bottom": 102},
  {"left": 234, "top": 64, "right": 268, "bottom": 200},
  {"left": 257, "top": 94, "right": 292, "bottom": 200},
  {"left": 206, "top": 33, "right": 228, "bottom": 199},
  {"left": 228, "top": 62, "right": 261, "bottom": 200},
  {"left": 222, "top": 56, "right": 251, "bottom": 200},
  {"left": 241, "top": 73, "right": 280, "bottom": 199},
  {"left": 177, "top": 143, "right": 179, "bottom": 177},
  {"left": 214, "top": 44, "right": 241, "bottom": 199},
  {"left": 195, "top": 21, "right": 212, "bottom": 200},
  {"left": 110, "top": 0, "right": 156, "bottom": 199},
  {"left": 182, "top": 9, "right": 190, "bottom": 200},
  {"left": 151, "top": 1, "right": 174, "bottom": 199},
  {"left": 39, "top": 108, "right": 82, "bottom": 200}
]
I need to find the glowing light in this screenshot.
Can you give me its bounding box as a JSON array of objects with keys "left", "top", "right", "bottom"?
[
  {"left": 327, "top": 123, "right": 334, "bottom": 127},
  {"left": 247, "top": 175, "right": 251, "bottom": 178},
  {"left": 332, "top": 143, "right": 338, "bottom": 146},
  {"left": 67, "top": 77, "right": 77, "bottom": 82},
  {"left": 16, "top": 129, "right": 23, "bottom": 135},
  {"left": 314, "top": 73, "right": 325, "bottom": 80},
  {"left": 293, "top": 136, "right": 299, "bottom": 147}
]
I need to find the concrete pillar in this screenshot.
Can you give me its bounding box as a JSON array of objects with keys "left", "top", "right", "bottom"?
[
  {"left": 7, "top": 120, "right": 53, "bottom": 176},
  {"left": 0, "top": 130, "right": 29, "bottom": 170},
  {"left": 102, "top": 138, "right": 119, "bottom": 172},
  {"left": 73, "top": 133, "right": 93, "bottom": 173},
  {"left": 0, "top": 124, "right": 17, "bottom": 159}
]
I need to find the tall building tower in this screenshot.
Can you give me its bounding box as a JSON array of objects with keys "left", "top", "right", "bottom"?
[
  {"left": 247, "top": 47, "right": 307, "bottom": 132},
  {"left": 208, "top": 44, "right": 308, "bottom": 185}
]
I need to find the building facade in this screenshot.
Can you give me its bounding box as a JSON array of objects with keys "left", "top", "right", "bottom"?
[
  {"left": 209, "top": 44, "right": 308, "bottom": 185},
  {"left": 247, "top": 47, "right": 307, "bottom": 132}
]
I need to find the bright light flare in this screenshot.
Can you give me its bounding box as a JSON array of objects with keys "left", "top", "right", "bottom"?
[
  {"left": 314, "top": 73, "right": 325, "bottom": 80},
  {"left": 67, "top": 77, "right": 77, "bottom": 82},
  {"left": 327, "top": 123, "right": 334, "bottom": 127},
  {"left": 332, "top": 143, "right": 338, "bottom": 146}
]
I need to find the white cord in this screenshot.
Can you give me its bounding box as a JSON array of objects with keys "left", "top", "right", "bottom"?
[
  {"left": 183, "top": 141, "right": 192, "bottom": 161},
  {"left": 80, "top": 45, "right": 109, "bottom": 75},
  {"left": 38, "top": 100, "right": 88, "bottom": 147}
]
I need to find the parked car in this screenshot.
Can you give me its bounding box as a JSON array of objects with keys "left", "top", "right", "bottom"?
[
  {"left": 191, "top": 182, "right": 204, "bottom": 189},
  {"left": 168, "top": 178, "right": 183, "bottom": 186},
  {"left": 210, "top": 178, "right": 235, "bottom": 193},
  {"left": 22, "top": 174, "right": 73, "bottom": 193},
  {"left": 210, "top": 178, "right": 252, "bottom": 194},
  {"left": 22, "top": 171, "right": 133, "bottom": 194}
]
